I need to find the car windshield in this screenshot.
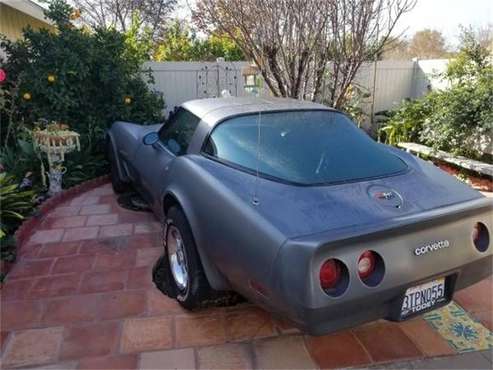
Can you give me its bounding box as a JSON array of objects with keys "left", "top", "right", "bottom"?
[{"left": 204, "top": 110, "right": 407, "bottom": 185}]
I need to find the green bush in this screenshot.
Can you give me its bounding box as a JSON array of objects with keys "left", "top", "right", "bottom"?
[
  {"left": 0, "top": 0, "right": 164, "bottom": 184},
  {"left": 381, "top": 30, "right": 493, "bottom": 160}
]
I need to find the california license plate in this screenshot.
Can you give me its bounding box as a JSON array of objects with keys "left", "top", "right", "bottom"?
[{"left": 401, "top": 278, "right": 446, "bottom": 319}]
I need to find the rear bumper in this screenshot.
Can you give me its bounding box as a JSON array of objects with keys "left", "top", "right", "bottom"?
[
  {"left": 268, "top": 197, "right": 493, "bottom": 336},
  {"left": 297, "top": 255, "right": 492, "bottom": 336}
]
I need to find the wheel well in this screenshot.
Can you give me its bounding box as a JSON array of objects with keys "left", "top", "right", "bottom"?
[{"left": 163, "top": 193, "right": 180, "bottom": 217}]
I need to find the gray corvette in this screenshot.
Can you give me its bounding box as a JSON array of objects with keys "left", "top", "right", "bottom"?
[{"left": 106, "top": 96, "right": 492, "bottom": 335}]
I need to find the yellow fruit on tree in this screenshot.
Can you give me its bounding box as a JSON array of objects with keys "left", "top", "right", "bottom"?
[
  {"left": 48, "top": 74, "right": 56, "bottom": 83},
  {"left": 23, "top": 92, "right": 32, "bottom": 100},
  {"left": 124, "top": 96, "right": 132, "bottom": 105}
]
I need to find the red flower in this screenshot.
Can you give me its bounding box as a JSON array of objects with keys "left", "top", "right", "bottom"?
[{"left": 0, "top": 68, "right": 6, "bottom": 83}]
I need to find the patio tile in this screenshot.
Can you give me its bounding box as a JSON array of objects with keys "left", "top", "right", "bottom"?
[
  {"left": 305, "top": 330, "right": 371, "bottom": 369},
  {"left": 127, "top": 267, "right": 154, "bottom": 289},
  {"left": 38, "top": 242, "right": 80, "bottom": 258},
  {"left": 52, "top": 255, "right": 95, "bottom": 274},
  {"left": 78, "top": 354, "right": 138, "bottom": 370},
  {"left": 225, "top": 307, "right": 276, "bottom": 342},
  {"left": 8, "top": 259, "right": 54, "bottom": 279},
  {"left": 1, "top": 331, "right": 10, "bottom": 352},
  {"left": 2, "top": 327, "right": 63, "bottom": 368},
  {"left": 79, "top": 204, "right": 112, "bottom": 216},
  {"left": 29, "top": 274, "right": 80, "bottom": 298},
  {"left": 136, "top": 248, "right": 163, "bottom": 268},
  {"left": 86, "top": 213, "right": 119, "bottom": 226},
  {"left": 197, "top": 343, "right": 253, "bottom": 369},
  {"left": 80, "top": 270, "right": 128, "bottom": 293},
  {"left": 454, "top": 279, "right": 493, "bottom": 313},
  {"left": 0, "top": 279, "right": 33, "bottom": 301},
  {"left": 48, "top": 206, "right": 81, "bottom": 218},
  {"left": 127, "top": 233, "right": 161, "bottom": 249},
  {"left": 48, "top": 216, "right": 87, "bottom": 229},
  {"left": 93, "top": 250, "right": 136, "bottom": 271},
  {"left": 29, "top": 229, "right": 64, "bottom": 244},
  {"left": 119, "top": 211, "right": 156, "bottom": 224},
  {"left": 146, "top": 289, "right": 185, "bottom": 315},
  {"left": 2, "top": 300, "right": 44, "bottom": 330},
  {"left": 353, "top": 322, "right": 422, "bottom": 363},
  {"left": 175, "top": 315, "right": 227, "bottom": 347},
  {"left": 63, "top": 226, "right": 99, "bottom": 242},
  {"left": 254, "top": 335, "right": 317, "bottom": 369},
  {"left": 100, "top": 223, "right": 134, "bottom": 238},
  {"left": 70, "top": 195, "right": 100, "bottom": 206},
  {"left": 470, "top": 310, "right": 493, "bottom": 331},
  {"left": 60, "top": 322, "right": 120, "bottom": 360},
  {"left": 399, "top": 318, "right": 455, "bottom": 356},
  {"left": 134, "top": 222, "right": 161, "bottom": 234},
  {"left": 120, "top": 316, "right": 173, "bottom": 353},
  {"left": 140, "top": 348, "right": 196, "bottom": 370},
  {"left": 98, "top": 290, "right": 147, "bottom": 320},
  {"left": 42, "top": 295, "right": 100, "bottom": 325}
]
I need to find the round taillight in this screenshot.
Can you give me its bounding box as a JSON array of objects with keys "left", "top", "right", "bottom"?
[
  {"left": 358, "top": 250, "right": 376, "bottom": 279},
  {"left": 320, "top": 259, "right": 341, "bottom": 290},
  {"left": 473, "top": 222, "right": 489, "bottom": 252}
]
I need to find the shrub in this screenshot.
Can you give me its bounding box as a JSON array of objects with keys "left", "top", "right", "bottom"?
[{"left": 0, "top": 0, "right": 165, "bottom": 184}]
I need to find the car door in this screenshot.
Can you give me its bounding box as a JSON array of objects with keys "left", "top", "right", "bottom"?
[{"left": 133, "top": 108, "right": 201, "bottom": 209}]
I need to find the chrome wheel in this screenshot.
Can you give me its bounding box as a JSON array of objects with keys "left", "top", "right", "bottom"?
[{"left": 167, "top": 225, "right": 188, "bottom": 291}]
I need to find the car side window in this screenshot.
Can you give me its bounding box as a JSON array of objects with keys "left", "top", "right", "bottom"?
[{"left": 158, "top": 108, "right": 201, "bottom": 156}]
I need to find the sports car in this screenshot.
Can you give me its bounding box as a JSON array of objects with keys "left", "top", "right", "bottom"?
[{"left": 106, "top": 97, "right": 492, "bottom": 335}]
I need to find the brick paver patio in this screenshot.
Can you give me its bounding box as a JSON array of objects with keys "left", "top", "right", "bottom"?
[{"left": 1, "top": 182, "right": 492, "bottom": 369}]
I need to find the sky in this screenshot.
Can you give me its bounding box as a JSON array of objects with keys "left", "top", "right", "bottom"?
[{"left": 174, "top": 0, "right": 493, "bottom": 48}]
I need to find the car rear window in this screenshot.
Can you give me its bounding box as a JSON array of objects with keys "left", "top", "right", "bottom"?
[{"left": 203, "top": 110, "right": 407, "bottom": 185}]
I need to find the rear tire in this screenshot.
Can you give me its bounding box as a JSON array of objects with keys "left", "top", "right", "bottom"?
[
  {"left": 107, "top": 143, "right": 130, "bottom": 194},
  {"left": 165, "top": 206, "right": 212, "bottom": 309}
]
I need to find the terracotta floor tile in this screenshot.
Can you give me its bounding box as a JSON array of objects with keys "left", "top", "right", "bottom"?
[
  {"left": 2, "top": 300, "right": 44, "bottom": 330},
  {"left": 29, "top": 229, "right": 64, "bottom": 244},
  {"left": 197, "top": 343, "right": 253, "bottom": 369},
  {"left": 77, "top": 354, "right": 138, "bottom": 370},
  {"left": 225, "top": 307, "right": 276, "bottom": 342},
  {"left": 254, "top": 335, "right": 317, "bottom": 369},
  {"left": 52, "top": 255, "right": 95, "bottom": 274},
  {"left": 98, "top": 290, "right": 147, "bottom": 320},
  {"left": 136, "top": 248, "right": 163, "bottom": 268},
  {"left": 140, "top": 348, "right": 196, "bottom": 370},
  {"left": 48, "top": 216, "right": 87, "bottom": 229},
  {"left": 1, "top": 331, "right": 10, "bottom": 353},
  {"left": 118, "top": 211, "right": 156, "bottom": 224},
  {"left": 146, "top": 289, "right": 186, "bottom": 315},
  {"left": 175, "top": 315, "right": 226, "bottom": 347},
  {"left": 120, "top": 316, "right": 173, "bottom": 353},
  {"left": 80, "top": 270, "right": 128, "bottom": 293},
  {"left": 38, "top": 242, "right": 80, "bottom": 258},
  {"left": 79, "top": 204, "right": 112, "bottom": 216},
  {"left": 42, "top": 295, "right": 100, "bottom": 325},
  {"left": 8, "top": 259, "right": 54, "bottom": 279},
  {"left": 48, "top": 206, "right": 81, "bottom": 218},
  {"left": 127, "top": 267, "right": 154, "bottom": 289},
  {"left": 99, "top": 224, "right": 134, "bottom": 238},
  {"left": 126, "top": 233, "right": 161, "bottom": 249},
  {"left": 0, "top": 279, "right": 33, "bottom": 301},
  {"left": 353, "top": 322, "right": 422, "bottom": 363},
  {"left": 2, "top": 327, "right": 63, "bottom": 368},
  {"left": 454, "top": 279, "right": 493, "bottom": 313},
  {"left": 63, "top": 226, "right": 100, "bottom": 242},
  {"left": 70, "top": 195, "right": 100, "bottom": 206},
  {"left": 470, "top": 310, "right": 493, "bottom": 331},
  {"left": 134, "top": 222, "right": 161, "bottom": 234},
  {"left": 398, "top": 318, "right": 455, "bottom": 357},
  {"left": 93, "top": 250, "right": 136, "bottom": 271},
  {"left": 305, "top": 330, "right": 371, "bottom": 369},
  {"left": 78, "top": 237, "right": 129, "bottom": 255},
  {"left": 61, "top": 322, "right": 120, "bottom": 360},
  {"left": 86, "top": 213, "right": 119, "bottom": 226},
  {"left": 29, "top": 274, "right": 80, "bottom": 299}
]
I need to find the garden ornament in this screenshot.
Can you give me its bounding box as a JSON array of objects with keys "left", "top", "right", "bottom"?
[{"left": 33, "top": 122, "right": 80, "bottom": 196}]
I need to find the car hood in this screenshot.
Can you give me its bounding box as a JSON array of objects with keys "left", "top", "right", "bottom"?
[{"left": 190, "top": 147, "right": 483, "bottom": 239}]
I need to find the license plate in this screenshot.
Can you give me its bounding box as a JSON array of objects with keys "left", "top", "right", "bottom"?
[{"left": 401, "top": 278, "right": 446, "bottom": 319}]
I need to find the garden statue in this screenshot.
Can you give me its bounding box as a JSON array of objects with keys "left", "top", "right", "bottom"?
[{"left": 33, "top": 122, "right": 80, "bottom": 196}]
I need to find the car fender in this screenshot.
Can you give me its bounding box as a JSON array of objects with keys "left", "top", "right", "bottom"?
[
  {"left": 105, "top": 131, "right": 129, "bottom": 182},
  {"left": 161, "top": 187, "right": 232, "bottom": 291}
]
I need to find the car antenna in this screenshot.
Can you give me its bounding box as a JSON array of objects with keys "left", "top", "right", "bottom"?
[{"left": 252, "top": 111, "right": 261, "bottom": 206}]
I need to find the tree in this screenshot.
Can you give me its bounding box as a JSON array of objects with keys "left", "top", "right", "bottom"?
[
  {"left": 70, "top": 0, "right": 177, "bottom": 41},
  {"left": 193, "top": 0, "right": 415, "bottom": 108},
  {"left": 408, "top": 29, "right": 449, "bottom": 59},
  {"left": 380, "top": 36, "right": 410, "bottom": 60}
]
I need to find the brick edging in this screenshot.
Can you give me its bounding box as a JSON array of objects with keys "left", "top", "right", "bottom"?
[{"left": 14, "top": 175, "right": 110, "bottom": 251}]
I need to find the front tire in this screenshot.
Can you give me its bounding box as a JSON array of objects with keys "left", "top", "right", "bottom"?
[{"left": 165, "top": 206, "right": 212, "bottom": 309}]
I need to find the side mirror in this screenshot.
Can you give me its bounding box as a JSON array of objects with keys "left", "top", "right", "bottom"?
[{"left": 143, "top": 132, "right": 159, "bottom": 146}]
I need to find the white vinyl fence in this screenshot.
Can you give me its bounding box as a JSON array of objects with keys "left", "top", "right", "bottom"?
[{"left": 144, "top": 59, "right": 447, "bottom": 118}]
